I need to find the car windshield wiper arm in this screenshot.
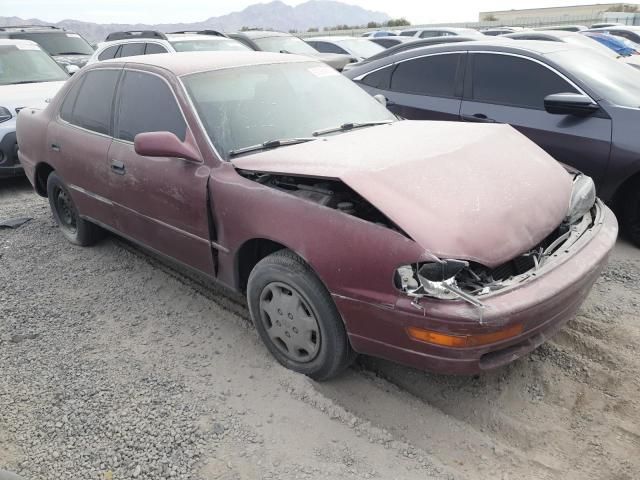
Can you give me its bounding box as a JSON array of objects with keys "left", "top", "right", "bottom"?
[
  {"left": 228, "top": 137, "right": 316, "bottom": 157},
  {"left": 312, "top": 120, "right": 393, "bottom": 137}
]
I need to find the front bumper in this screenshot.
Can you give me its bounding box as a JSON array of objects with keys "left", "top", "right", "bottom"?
[
  {"left": 338, "top": 202, "right": 618, "bottom": 375},
  {"left": 0, "top": 127, "right": 23, "bottom": 179}
]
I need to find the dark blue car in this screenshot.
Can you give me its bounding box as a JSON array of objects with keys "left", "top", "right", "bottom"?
[{"left": 582, "top": 31, "right": 639, "bottom": 56}]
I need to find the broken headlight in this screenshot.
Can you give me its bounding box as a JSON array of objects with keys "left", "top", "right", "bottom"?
[
  {"left": 395, "top": 260, "right": 469, "bottom": 301},
  {"left": 566, "top": 174, "right": 596, "bottom": 225}
]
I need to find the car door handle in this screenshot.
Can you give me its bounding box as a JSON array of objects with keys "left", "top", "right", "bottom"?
[
  {"left": 462, "top": 113, "right": 497, "bottom": 123},
  {"left": 110, "top": 160, "right": 126, "bottom": 175},
  {"left": 51, "top": 143, "right": 61, "bottom": 152}
]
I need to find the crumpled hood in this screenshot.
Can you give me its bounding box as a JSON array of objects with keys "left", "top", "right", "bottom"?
[
  {"left": 232, "top": 121, "right": 574, "bottom": 267},
  {"left": 0, "top": 81, "right": 66, "bottom": 112}
]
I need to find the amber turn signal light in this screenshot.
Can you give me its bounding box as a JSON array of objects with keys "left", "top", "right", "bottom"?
[{"left": 407, "top": 323, "right": 524, "bottom": 348}]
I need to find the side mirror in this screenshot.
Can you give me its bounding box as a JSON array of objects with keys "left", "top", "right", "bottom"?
[
  {"left": 65, "top": 64, "right": 80, "bottom": 75},
  {"left": 418, "top": 260, "right": 468, "bottom": 283},
  {"left": 374, "top": 94, "right": 388, "bottom": 106},
  {"left": 279, "top": 49, "right": 291, "bottom": 54},
  {"left": 134, "top": 131, "right": 201, "bottom": 162},
  {"left": 544, "top": 93, "right": 599, "bottom": 116}
]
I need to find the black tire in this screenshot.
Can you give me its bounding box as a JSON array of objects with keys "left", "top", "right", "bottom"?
[
  {"left": 46, "top": 172, "right": 104, "bottom": 246},
  {"left": 247, "top": 249, "right": 355, "bottom": 381},
  {"left": 622, "top": 180, "right": 640, "bottom": 247}
]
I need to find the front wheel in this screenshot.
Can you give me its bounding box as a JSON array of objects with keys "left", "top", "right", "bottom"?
[
  {"left": 623, "top": 181, "right": 640, "bottom": 247},
  {"left": 247, "top": 250, "right": 355, "bottom": 381},
  {"left": 46, "top": 172, "right": 104, "bottom": 246}
]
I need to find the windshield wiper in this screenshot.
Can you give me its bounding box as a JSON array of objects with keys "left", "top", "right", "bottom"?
[
  {"left": 312, "top": 120, "right": 393, "bottom": 137},
  {"left": 55, "top": 52, "right": 88, "bottom": 55},
  {"left": 228, "top": 137, "right": 316, "bottom": 157}
]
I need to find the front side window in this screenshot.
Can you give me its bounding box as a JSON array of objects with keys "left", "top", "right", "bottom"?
[
  {"left": 0, "top": 44, "right": 68, "bottom": 85},
  {"left": 182, "top": 62, "right": 396, "bottom": 159},
  {"left": 60, "top": 69, "right": 120, "bottom": 134},
  {"left": 391, "top": 53, "right": 462, "bottom": 98},
  {"left": 472, "top": 54, "right": 577, "bottom": 109},
  {"left": 119, "top": 43, "right": 145, "bottom": 58},
  {"left": 116, "top": 70, "right": 186, "bottom": 142},
  {"left": 145, "top": 43, "right": 168, "bottom": 54},
  {"left": 98, "top": 45, "right": 120, "bottom": 61}
]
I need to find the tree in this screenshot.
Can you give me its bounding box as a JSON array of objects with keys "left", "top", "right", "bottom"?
[
  {"left": 386, "top": 18, "right": 411, "bottom": 27},
  {"left": 367, "top": 21, "right": 381, "bottom": 28},
  {"left": 606, "top": 4, "right": 638, "bottom": 12},
  {"left": 482, "top": 14, "right": 498, "bottom": 21},
  {"left": 307, "top": 27, "right": 319, "bottom": 32}
]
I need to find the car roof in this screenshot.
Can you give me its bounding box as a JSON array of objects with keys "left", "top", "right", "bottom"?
[
  {"left": 506, "top": 30, "right": 574, "bottom": 39},
  {"left": 306, "top": 36, "right": 369, "bottom": 41},
  {"left": 0, "top": 25, "right": 66, "bottom": 33},
  {"left": 589, "top": 26, "right": 640, "bottom": 32},
  {"left": 233, "top": 30, "right": 290, "bottom": 39},
  {"left": 100, "top": 50, "right": 315, "bottom": 76}
]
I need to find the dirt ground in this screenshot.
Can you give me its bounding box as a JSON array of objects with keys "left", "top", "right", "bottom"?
[{"left": 1, "top": 176, "right": 638, "bottom": 480}]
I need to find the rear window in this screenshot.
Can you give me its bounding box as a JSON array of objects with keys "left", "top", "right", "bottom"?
[{"left": 10, "top": 32, "right": 94, "bottom": 56}]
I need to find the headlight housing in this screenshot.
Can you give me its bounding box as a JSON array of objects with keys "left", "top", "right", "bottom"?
[
  {"left": 395, "top": 260, "right": 468, "bottom": 301},
  {"left": 0, "top": 107, "right": 12, "bottom": 123},
  {"left": 566, "top": 174, "right": 596, "bottom": 224}
]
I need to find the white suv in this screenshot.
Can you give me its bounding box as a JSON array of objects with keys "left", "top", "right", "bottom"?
[
  {"left": 87, "top": 30, "right": 250, "bottom": 64},
  {"left": 0, "top": 39, "right": 67, "bottom": 178}
]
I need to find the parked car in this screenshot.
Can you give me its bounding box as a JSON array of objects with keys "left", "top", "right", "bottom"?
[
  {"left": 504, "top": 30, "right": 640, "bottom": 68},
  {"left": 368, "top": 36, "right": 412, "bottom": 49},
  {"left": 0, "top": 39, "right": 68, "bottom": 178},
  {"left": 0, "top": 25, "right": 94, "bottom": 72},
  {"left": 586, "top": 26, "right": 640, "bottom": 43},
  {"left": 228, "top": 30, "right": 354, "bottom": 71},
  {"left": 362, "top": 31, "right": 397, "bottom": 38},
  {"left": 342, "top": 35, "right": 487, "bottom": 72},
  {"left": 536, "top": 25, "right": 588, "bottom": 32},
  {"left": 87, "top": 30, "right": 250, "bottom": 64},
  {"left": 305, "top": 36, "right": 384, "bottom": 61},
  {"left": 399, "top": 27, "right": 485, "bottom": 38},
  {"left": 581, "top": 31, "right": 640, "bottom": 57},
  {"left": 16, "top": 52, "right": 616, "bottom": 379},
  {"left": 344, "top": 40, "right": 640, "bottom": 245}
]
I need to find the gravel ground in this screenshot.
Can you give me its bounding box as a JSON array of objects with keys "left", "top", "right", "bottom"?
[{"left": 1, "top": 176, "right": 639, "bottom": 480}]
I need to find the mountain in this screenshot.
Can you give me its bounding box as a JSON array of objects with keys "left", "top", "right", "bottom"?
[{"left": 0, "top": 1, "right": 391, "bottom": 43}]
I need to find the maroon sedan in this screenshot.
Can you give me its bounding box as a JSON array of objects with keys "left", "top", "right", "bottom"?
[{"left": 17, "top": 52, "right": 618, "bottom": 380}]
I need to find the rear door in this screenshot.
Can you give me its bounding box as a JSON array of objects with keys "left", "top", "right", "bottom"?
[
  {"left": 356, "top": 52, "right": 465, "bottom": 121},
  {"left": 461, "top": 52, "right": 612, "bottom": 183},
  {"left": 48, "top": 68, "right": 121, "bottom": 225},
  {"left": 106, "top": 69, "right": 214, "bottom": 274}
]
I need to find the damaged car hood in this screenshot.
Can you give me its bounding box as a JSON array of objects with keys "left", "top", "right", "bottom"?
[{"left": 232, "top": 121, "right": 573, "bottom": 267}]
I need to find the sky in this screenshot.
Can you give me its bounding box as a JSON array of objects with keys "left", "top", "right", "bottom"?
[{"left": 2, "top": 0, "right": 617, "bottom": 24}]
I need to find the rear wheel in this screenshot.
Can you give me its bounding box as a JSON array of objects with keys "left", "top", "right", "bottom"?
[
  {"left": 623, "top": 181, "right": 640, "bottom": 247},
  {"left": 46, "top": 172, "right": 104, "bottom": 246},
  {"left": 247, "top": 250, "right": 355, "bottom": 381}
]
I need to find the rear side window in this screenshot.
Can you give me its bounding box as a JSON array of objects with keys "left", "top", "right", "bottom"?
[
  {"left": 98, "top": 45, "right": 120, "bottom": 61},
  {"left": 391, "top": 53, "right": 462, "bottom": 98},
  {"left": 312, "top": 42, "right": 347, "bottom": 54},
  {"left": 361, "top": 66, "right": 393, "bottom": 90},
  {"left": 145, "top": 43, "right": 167, "bottom": 54},
  {"left": 400, "top": 31, "right": 416, "bottom": 37},
  {"left": 120, "top": 43, "right": 145, "bottom": 58},
  {"left": 116, "top": 70, "right": 186, "bottom": 142},
  {"left": 60, "top": 69, "right": 120, "bottom": 135},
  {"left": 471, "top": 54, "right": 578, "bottom": 109}
]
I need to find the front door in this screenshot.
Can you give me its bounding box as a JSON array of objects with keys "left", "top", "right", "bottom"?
[
  {"left": 106, "top": 69, "right": 214, "bottom": 274},
  {"left": 461, "top": 52, "right": 612, "bottom": 184}
]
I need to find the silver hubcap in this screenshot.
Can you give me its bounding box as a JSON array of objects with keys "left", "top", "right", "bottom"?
[{"left": 258, "top": 282, "right": 320, "bottom": 363}]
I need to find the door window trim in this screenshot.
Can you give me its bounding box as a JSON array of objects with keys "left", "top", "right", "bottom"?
[{"left": 466, "top": 51, "right": 595, "bottom": 109}]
